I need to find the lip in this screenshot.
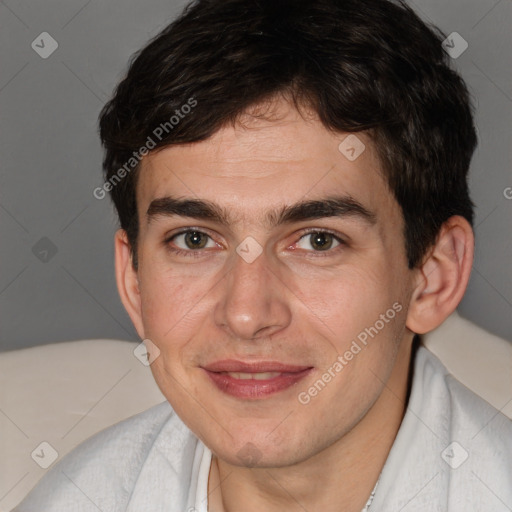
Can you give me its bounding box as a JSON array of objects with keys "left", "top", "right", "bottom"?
[
  {"left": 202, "top": 359, "right": 313, "bottom": 399},
  {"left": 203, "top": 359, "right": 311, "bottom": 373}
]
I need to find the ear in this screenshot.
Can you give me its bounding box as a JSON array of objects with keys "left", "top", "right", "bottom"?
[
  {"left": 406, "top": 216, "right": 474, "bottom": 334},
  {"left": 114, "top": 229, "right": 145, "bottom": 339}
]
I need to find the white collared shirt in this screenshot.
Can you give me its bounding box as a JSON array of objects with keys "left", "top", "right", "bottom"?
[{"left": 14, "top": 345, "right": 512, "bottom": 512}]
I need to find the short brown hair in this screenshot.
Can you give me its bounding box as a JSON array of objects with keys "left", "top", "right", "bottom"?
[{"left": 99, "top": 0, "right": 477, "bottom": 269}]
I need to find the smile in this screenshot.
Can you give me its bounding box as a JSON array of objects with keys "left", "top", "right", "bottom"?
[
  {"left": 202, "top": 361, "right": 313, "bottom": 399},
  {"left": 223, "top": 371, "right": 282, "bottom": 380}
]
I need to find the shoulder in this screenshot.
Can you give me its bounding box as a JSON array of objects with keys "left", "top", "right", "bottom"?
[
  {"left": 374, "top": 345, "right": 512, "bottom": 511},
  {"left": 418, "top": 345, "right": 511, "bottom": 432},
  {"left": 418, "top": 346, "right": 512, "bottom": 501},
  {"left": 442, "top": 358, "right": 512, "bottom": 478},
  {"left": 13, "top": 401, "right": 189, "bottom": 511},
  {"left": 418, "top": 345, "right": 512, "bottom": 443}
]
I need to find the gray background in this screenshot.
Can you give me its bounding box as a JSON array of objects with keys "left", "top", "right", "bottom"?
[{"left": 1, "top": 0, "right": 511, "bottom": 351}]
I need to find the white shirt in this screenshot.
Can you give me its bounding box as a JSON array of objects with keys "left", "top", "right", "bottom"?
[{"left": 13, "top": 345, "right": 512, "bottom": 512}]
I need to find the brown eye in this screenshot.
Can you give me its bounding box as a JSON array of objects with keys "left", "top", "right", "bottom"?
[
  {"left": 183, "top": 231, "right": 209, "bottom": 249},
  {"left": 295, "top": 231, "right": 343, "bottom": 252},
  {"left": 168, "top": 230, "right": 216, "bottom": 252},
  {"left": 309, "top": 232, "right": 334, "bottom": 251}
]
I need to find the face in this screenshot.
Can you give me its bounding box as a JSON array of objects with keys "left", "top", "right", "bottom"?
[{"left": 122, "top": 99, "right": 416, "bottom": 468}]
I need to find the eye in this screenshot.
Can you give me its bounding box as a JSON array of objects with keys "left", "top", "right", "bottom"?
[
  {"left": 165, "top": 228, "right": 345, "bottom": 258},
  {"left": 166, "top": 229, "right": 218, "bottom": 255},
  {"left": 295, "top": 231, "right": 343, "bottom": 252}
]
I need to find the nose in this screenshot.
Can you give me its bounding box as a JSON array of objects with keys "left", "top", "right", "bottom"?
[{"left": 213, "top": 246, "right": 292, "bottom": 341}]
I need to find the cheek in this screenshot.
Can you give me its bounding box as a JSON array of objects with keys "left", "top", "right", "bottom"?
[
  {"left": 292, "top": 261, "right": 399, "bottom": 337},
  {"left": 138, "top": 264, "right": 203, "bottom": 337},
  {"left": 137, "top": 271, "right": 204, "bottom": 403},
  {"left": 137, "top": 265, "right": 220, "bottom": 386}
]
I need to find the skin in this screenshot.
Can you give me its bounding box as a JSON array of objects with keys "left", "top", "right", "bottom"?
[{"left": 116, "top": 98, "right": 474, "bottom": 511}]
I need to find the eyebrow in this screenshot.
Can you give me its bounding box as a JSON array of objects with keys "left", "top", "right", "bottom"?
[{"left": 146, "top": 195, "right": 376, "bottom": 228}]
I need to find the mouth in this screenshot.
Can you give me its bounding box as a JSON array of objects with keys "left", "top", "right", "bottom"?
[{"left": 201, "top": 360, "right": 313, "bottom": 399}]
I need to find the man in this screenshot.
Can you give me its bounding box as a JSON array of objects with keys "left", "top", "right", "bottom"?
[{"left": 14, "top": 0, "right": 512, "bottom": 510}]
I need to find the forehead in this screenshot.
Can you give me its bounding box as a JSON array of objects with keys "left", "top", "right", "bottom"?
[{"left": 136, "top": 101, "right": 399, "bottom": 229}]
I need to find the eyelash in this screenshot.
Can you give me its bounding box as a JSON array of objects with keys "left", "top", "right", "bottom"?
[{"left": 164, "top": 228, "right": 346, "bottom": 258}]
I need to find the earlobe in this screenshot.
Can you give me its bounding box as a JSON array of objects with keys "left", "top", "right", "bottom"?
[
  {"left": 114, "top": 229, "right": 145, "bottom": 338},
  {"left": 406, "top": 216, "right": 474, "bottom": 334}
]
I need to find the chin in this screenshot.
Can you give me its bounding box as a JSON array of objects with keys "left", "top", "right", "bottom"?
[{"left": 209, "top": 431, "right": 308, "bottom": 469}]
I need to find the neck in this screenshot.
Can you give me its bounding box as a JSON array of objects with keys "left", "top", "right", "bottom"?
[{"left": 208, "top": 339, "right": 414, "bottom": 512}]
